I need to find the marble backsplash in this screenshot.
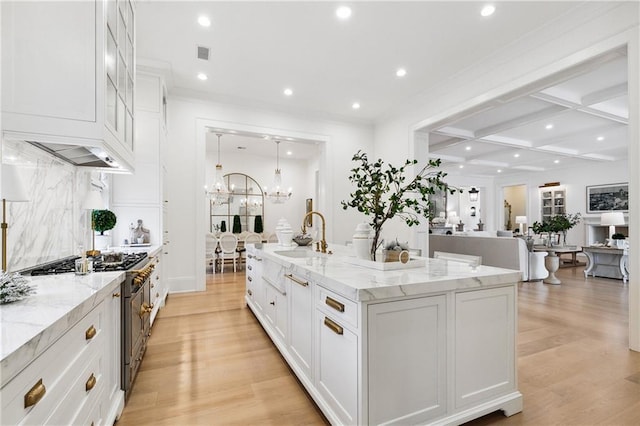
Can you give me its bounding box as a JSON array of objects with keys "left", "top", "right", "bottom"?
[{"left": 2, "top": 140, "right": 107, "bottom": 271}]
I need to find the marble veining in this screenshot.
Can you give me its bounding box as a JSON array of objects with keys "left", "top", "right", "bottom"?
[
  {"left": 0, "top": 271, "right": 125, "bottom": 386},
  {"left": 2, "top": 140, "right": 97, "bottom": 271},
  {"left": 258, "top": 243, "right": 521, "bottom": 302}
]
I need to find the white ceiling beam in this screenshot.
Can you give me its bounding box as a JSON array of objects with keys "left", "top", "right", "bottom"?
[
  {"left": 474, "top": 105, "right": 568, "bottom": 138},
  {"left": 531, "top": 92, "right": 628, "bottom": 124},
  {"left": 582, "top": 83, "right": 627, "bottom": 106}
]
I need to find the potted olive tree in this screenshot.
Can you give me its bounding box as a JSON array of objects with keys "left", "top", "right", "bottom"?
[{"left": 341, "top": 151, "right": 453, "bottom": 261}]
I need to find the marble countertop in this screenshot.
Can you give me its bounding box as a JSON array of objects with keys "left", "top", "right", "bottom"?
[
  {"left": 256, "top": 243, "right": 521, "bottom": 302},
  {"left": 0, "top": 271, "right": 125, "bottom": 387}
]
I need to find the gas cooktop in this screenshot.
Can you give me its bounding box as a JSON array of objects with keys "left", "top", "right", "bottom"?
[{"left": 22, "top": 252, "right": 148, "bottom": 276}]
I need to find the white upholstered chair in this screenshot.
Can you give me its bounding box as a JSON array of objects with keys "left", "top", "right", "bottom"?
[
  {"left": 218, "top": 233, "right": 240, "bottom": 273},
  {"left": 205, "top": 233, "right": 218, "bottom": 274}
]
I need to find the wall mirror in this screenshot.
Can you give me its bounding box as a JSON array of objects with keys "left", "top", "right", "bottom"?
[{"left": 209, "top": 173, "right": 264, "bottom": 233}]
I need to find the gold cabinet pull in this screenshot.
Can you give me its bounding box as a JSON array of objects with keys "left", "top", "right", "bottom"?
[
  {"left": 24, "top": 379, "right": 46, "bottom": 408},
  {"left": 324, "top": 317, "right": 344, "bottom": 335},
  {"left": 325, "top": 296, "right": 345, "bottom": 313},
  {"left": 85, "top": 373, "right": 96, "bottom": 392},
  {"left": 285, "top": 274, "right": 308, "bottom": 287},
  {"left": 85, "top": 325, "right": 97, "bottom": 340},
  {"left": 269, "top": 301, "right": 275, "bottom": 306},
  {"left": 247, "top": 265, "right": 253, "bottom": 271},
  {"left": 248, "top": 276, "right": 253, "bottom": 282},
  {"left": 112, "top": 292, "right": 120, "bottom": 298},
  {"left": 247, "top": 289, "right": 253, "bottom": 296}
]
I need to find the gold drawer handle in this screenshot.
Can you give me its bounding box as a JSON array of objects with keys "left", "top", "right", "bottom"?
[
  {"left": 112, "top": 292, "right": 120, "bottom": 298},
  {"left": 247, "top": 289, "right": 253, "bottom": 296},
  {"left": 248, "top": 276, "right": 253, "bottom": 282},
  {"left": 85, "top": 373, "right": 96, "bottom": 392},
  {"left": 85, "top": 325, "right": 97, "bottom": 340},
  {"left": 24, "top": 379, "right": 46, "bottom": 408},
  {"left": 324, "top": 317, "right": 343, "bottom": 335},
  {"left": 325, "top": 296, "right": 345, "bottom": 313},
  {"left": 285, "top": 274, "right": 308, "bottom": 287}
]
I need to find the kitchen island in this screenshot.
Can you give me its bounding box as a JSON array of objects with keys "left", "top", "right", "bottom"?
[
  {"left": 1, "top": 271, "right": 125, "bottom": 425},
  {"left": 245, "top": 243, "right": 523, "bottom": 425}
]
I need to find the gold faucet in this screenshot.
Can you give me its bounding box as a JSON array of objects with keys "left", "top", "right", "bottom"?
[{"left": 302, "top": 211, "right": 329, "bottom": 254}]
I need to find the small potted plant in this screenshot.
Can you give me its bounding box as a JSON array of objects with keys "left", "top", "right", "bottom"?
[{"left": 92, "top": 209, "right": 117, "bottom": 252}]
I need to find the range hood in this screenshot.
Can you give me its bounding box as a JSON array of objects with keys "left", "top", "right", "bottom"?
[{"left": 26, "top": 141, "right": 126, "bottom": 170}]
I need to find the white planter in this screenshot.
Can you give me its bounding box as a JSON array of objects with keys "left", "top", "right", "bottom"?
[{"left": 95, "top": 234, "right": 111, "bottom": 250}]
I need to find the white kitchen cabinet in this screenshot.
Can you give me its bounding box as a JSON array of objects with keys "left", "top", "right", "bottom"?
[
  {"left": 455, "top": 286, "right": 517, "bottom": 409},
  {"left": 286, "top": 272, "right": 314, "bottom": 380},
  {"left": 150, "top": 251, "right": 167, "bottom": 325},
  {"left": 245, "top": 248, "right": 265, "bottom": 312},
  {"left": 1, "top": 0, "right": 136, "bottom": 171},
  {"left": 367, "top": 296, "right": 447, "bottom": 425},
  {"left": 264, "top": 280, "right": 288, "bottom": 343},
  {"left": 315, "top": 310, "right": 359, "bottom": 425},
  {"left": 0, "top": 287, "right": 124, "bottom": 425}
]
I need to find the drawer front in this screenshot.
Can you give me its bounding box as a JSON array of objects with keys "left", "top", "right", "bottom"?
[
  {"left": 317, "top": 285, "right": 358, "bottom": 330},
  {"left": 262, "top": 258, "right": 286, "bottom": 291},
  {"left": 46, "top": 348, "right": 105, "bottom": 425},
  {"left": 1, "top": 300, "right": 106, "bottom": 425}
]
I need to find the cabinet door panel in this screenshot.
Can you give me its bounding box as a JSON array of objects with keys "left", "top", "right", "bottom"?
[
  {"left": 2, "top": 1, "right": 96, "bottom": 121},
  {"left": 455, "top": 286, "right": 516, "bottom": 408},
  {"left": 368, "top": 296, "right": 447, "bottom": 425},
  {"left": 316, "top": 313, "right": 358, "bottom": 425},
  {"left": 288, "top": 275, "right": 313, "bottom": 379}
]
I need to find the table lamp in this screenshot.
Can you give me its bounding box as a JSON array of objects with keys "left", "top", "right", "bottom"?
[
  {"left": 600, "top": 211, "right": 625, "bottom": 240},
  {"left": 515, "top": 216, "right": 527, "bottom": 234},
  {"left": 82, "top": 190, "right": 105, "bottom": 257},
  {"left": 1, "top": 164, "right": 29, "bottom": 272}
]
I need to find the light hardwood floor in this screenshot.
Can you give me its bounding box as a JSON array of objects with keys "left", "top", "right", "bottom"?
[{"left": 117, "top": 267, "right": 640, "bottom": 426}]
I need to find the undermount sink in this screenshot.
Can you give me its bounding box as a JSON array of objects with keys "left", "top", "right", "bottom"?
[{"left": 274, "top": 250, "right": 313, "bottom": 258}]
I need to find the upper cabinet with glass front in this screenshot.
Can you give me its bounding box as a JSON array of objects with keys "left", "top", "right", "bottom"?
[{"left": 1, "top": 0, "right": 135, "bottom": 171}]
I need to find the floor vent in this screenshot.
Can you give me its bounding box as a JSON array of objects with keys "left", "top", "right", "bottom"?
[{"left": 197, "top": 46, "right": 210, "bottom": 61}]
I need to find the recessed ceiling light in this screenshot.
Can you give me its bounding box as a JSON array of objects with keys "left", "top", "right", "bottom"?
[
  {"left": 459, "top": 165, "right": 464, "bottom": 169},
  {"left": 228, "top": 130, "right": 237, "bottom": 134},
  {"left": 545, "top": 123, "right": 554, "bottom": 130},
  {"left": 336, "top": 6, "right": 352, "bottom": 20},
  {"left": 197, "top": 16, "right": 211, "bottom": 27},
  {"left": 352, "top": 102, "right": 360, "bottom": 109},
  {"left": 480, "top": 5, "right": 496, "bottom": 17},
  {"left": 286, "top": 137, "right": 294, "bottom": 141},
  {"left": 396, "top": 68, "right": 407, "bottom": 77},
  {"left": 597, "top": 136, "right": 605, "bottom": 141},
  {"left": 283, "top": 88, "right": 293, "bottom": 96},
  {"left": 554, "top": 159, "right": 560, "bottom": 164},
  {"left": 286, "top": 151, "right": 292, "bottom": 156},
  {"left": 514, "top": 153, "right": 520, "bottom": 158},
  {"left": 197, "top": 73, "right": 208, "bottom": 81},
  {"left": 465, "top": 146, "right": 471, "bottom": 151},
  {"left": 263, "top": 135, "right": 271, "bottom": 140},
  {"left": 497, "top": 169, "right": 502, "bottom": 173}
]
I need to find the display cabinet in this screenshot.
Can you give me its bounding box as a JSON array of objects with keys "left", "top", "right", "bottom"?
[
  {"left": 541, "top": 189, "right": 565, "bottom": 222},
  {"left": 209, "top": 173, "right": 264, "bottom": 234}
]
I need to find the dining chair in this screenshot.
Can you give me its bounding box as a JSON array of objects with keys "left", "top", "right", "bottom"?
[
  {"left": 218, "top": 232, "right": 240, "bottom": 273},
  {"left": 266, "top": 233, "right": 278, "bottom": 243},
  {"left": 205, "top": 233, "right": 218, "bottom": 274}
]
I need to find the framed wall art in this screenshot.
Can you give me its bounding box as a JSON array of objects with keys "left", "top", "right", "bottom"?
[{"left": 586, "top": 183, "right": 629, "bottom": 213}]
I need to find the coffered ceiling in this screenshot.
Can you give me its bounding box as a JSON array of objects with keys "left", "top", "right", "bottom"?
[{"left": 427, "top": 49, "right": 628, "bottom": 177}]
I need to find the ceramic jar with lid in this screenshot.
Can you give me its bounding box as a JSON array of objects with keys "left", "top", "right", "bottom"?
[{"left": 352, "top": 222, "right": 373, "bottom": 260}]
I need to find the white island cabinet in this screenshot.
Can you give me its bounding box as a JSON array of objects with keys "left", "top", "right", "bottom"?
[
  {"left": 245, "top": 244, "right": 523, "bottom": 425},
  {"left": 1, "top": 272, "right": 126, "bottom": 426}
]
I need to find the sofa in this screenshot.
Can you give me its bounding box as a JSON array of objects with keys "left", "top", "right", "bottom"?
[{"left": 429, "top": 233, "right": 548, "bottom": 281}]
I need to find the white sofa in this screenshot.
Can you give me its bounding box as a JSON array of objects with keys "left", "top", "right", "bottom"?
[{"left": 429, "top": 233, "right": 548, "bottom": 281}]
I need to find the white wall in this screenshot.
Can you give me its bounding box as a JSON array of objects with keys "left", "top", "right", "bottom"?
[
  {"left": 166, "top": 96, "right": 373, "bottom": 293},
  {"left": 372, "top": 3, "right": 639, "bottom": 349}
]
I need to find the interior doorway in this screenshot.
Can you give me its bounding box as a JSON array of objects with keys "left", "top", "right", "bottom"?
[{"left": 503, "top": 185, "right": 527, "bottom": 233}]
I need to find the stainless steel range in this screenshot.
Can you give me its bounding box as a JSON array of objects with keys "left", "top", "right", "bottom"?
[{"left": 20, "top": 252, "right": 155, "bottom": 400}]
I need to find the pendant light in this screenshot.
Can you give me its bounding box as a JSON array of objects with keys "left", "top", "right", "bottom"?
[
  {"left": 206, "top": 133, "right": 230, "bottom": 205},
  {"left": 264, "top": 140, "right": 292, "bottom": 204},
  {"left": 469, "top": 187, "right": 479, "bottom": 202}
]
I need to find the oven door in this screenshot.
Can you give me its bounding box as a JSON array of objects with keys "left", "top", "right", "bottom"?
[{"left": 128, "top": 285, "right": 146, "bottom": 388}]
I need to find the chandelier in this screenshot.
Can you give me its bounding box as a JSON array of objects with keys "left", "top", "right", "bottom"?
[
  {"left": 264, "top": 140, "right": 292, "bottom": 204},
  {"left": 206, "top": 133, "right": 230, "bottom": 205}
]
